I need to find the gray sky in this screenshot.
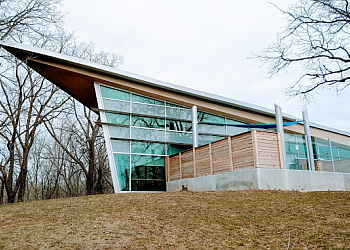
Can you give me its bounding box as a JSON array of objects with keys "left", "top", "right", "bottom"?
[{"left": 62, "top": 0, "right": 350, "bottom": 132}]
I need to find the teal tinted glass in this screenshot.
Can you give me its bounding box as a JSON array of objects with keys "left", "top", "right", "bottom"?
[
  {"left": 108, "top": 126, "right": 130, "bottom": 139},
  {"left": 166, "top": 120, "right": 192, "bottom": 132},
  {"left": 167, "top": 144, "right": 192, "bottom": 155},
  {"left": 100, "top": 86, "right": 130, "bottom": 101},
  {"left": 114, "top": 154, "right": 130, "bottom": 191},
  {"left": 132, "top": 116, "right": 165, "bottom": 129},
  {"left": 131, "top": 141, "right": 166, "bottom": 155},
  {"left": 111, "top": 140, "right": 130, "bottom": 153},
  {"left": 131, "top": 127, "right": 165, "bottom": 141},
  {"left": 198, "top": 112, "right": 225, "bottom": 123},
  {"left": 131, "top": 155, "right": 166, "bottom": 191},
  {"left": 132, "top": 94, "right": 164, "bottom": 105},
  {"left": 103, "top": 99, "right": 130, "bottom": 113},
  {"left": 106, "top": 113, "right": 130, "bottom": 125},
  {"left": 166, "top": 131, "right": 192, "bottom": 144},
  {"left": 339, "top": 147, "right": 350, "bottom": 158},
  {"left": 132, "top": 102, "right": 165, "bottom": 117},
  {"left": 166, "top": 102, "right": 185, "bottom": 108}
]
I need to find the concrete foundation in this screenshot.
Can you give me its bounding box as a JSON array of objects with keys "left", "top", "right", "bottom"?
[{"left": 166, "top": 169, "right": 350, "bottom": 192}]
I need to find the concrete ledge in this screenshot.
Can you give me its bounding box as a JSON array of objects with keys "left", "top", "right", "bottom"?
[{"left": 166, "top": 168, "right": 350, "bottom": 192}]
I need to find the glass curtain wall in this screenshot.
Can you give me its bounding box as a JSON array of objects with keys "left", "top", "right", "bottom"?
[
  {"left": 285, "top": 133, "right": 350, "bottom": 172},
  {"left": 96, "top": 83, "right": 249, "bottom": 192}
]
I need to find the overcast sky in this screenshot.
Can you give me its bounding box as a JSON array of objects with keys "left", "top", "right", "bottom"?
[{"left": 62, "top": 0, "right": 350, "bottom": 133}]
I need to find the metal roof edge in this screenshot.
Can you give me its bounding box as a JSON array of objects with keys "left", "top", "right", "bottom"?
[{"left": 1, "top": 41, "right": 349, "bottom": 137}]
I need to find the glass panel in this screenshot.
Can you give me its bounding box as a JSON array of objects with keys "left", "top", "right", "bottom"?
[
  {"left": 101, "top": 86, "right": 130, "bottom": 101},
  {"left": 106, "top": 113, "right": 130, "bottom": 125},
  {"left": 103, "top": 99, "right": 130, "bottom": 113},
  {"left": 167, "top": 144, "right": 192, "bottom": 155},
  {"left": 131, "top": 127, "right": 165, "bottom": 141},
  {"left": 318, "top": 145, "right": 331, "bottom": 157},
  {"left": 131, "top": 141, "right": 166, "bottom": 155},
  {"left": 339, "top": 147, "right": 350, "bottom": 158},
  {"left": 111, "top": 140, "right": 130, "bottom": 153},
  {"left": 166, "top": 107, "right": 192, "bottom": 121},
  {"left": 166, "top": 131, "right": 192, "bottom": 144},
  {"left": 166, "top": 120, "right": 192, "bottom": 132},
  {"left": 114, "top": 154, "right": 130, "bottom": 191},
  {"left": 108, "top": 126, "right": 130, "bottom": 139},
  {"left": 197, "top": 112, "right": 225, "bottom": 123},
  {"left": 198, "top": 124, "right": 225, "bottom": 135},
  {"left": 198, "top": 135, "right": 226, "bottom": 145},
  {"left": 131, "top": 155, "right": 166, "bottom": 191},
  {"left": 132, "top": 102, "right": 165, "bottom": 117},
  {"left": 166, "top": 102, "right": 186, "bottom": 108},
  {"left": 132, "top": 94, "right": 164, "bottom": 106},
  {"left": 132, "top": 116, "right": 165, "bottom": 129},
  {"left": 226, "top": 119, "right": 249, "bottom": 136}
]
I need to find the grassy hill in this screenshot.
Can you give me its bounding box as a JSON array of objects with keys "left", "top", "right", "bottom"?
[{"left": 0, "top": 191, "right": 349, "bottom": 249}]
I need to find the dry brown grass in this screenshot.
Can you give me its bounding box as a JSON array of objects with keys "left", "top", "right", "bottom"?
[{"left": 0, "top": 190, "right": 349, "bottom": 249}]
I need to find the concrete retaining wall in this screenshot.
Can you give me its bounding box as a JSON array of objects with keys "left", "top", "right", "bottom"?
[{"left": 166, "top": 168, "right": 350, "bottom": 192}]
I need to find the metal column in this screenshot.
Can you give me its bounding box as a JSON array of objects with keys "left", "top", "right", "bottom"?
[
  {"left": 275, "top": 104, "right": 287, "bottom": 169},
  {"left": 328, "top": 139, "right": 335, "bottom": 172},
  {"left": 302, "top": 109, "right": 315, "bottom": 171},
  {"left": 192, "top": 105, "right": 198, "bottom": 148}
]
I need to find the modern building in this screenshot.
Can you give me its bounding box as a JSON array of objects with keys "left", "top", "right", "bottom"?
[{"left": 1, "top": 41, "right": 350, "bottom": 193}]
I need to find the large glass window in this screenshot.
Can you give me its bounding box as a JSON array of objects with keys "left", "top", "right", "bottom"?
[
  {"left": 131, "top": 141, "right": 166, "bottom": 155},
  {"left": 132, "top": 116, "right": 165, "bottom": 129},
  {"left": 106, "top": 113, "right": 130, "bottom": 125},
  {"left": 132, "top": 94, "right": 164, "bottom": 106},
  {"left": 101, "top": 86, "right": 130, "bottom": 101},
  {"left": 131, "top": 155, "right": 166, "bottom": 191},
  {"left": 114, "top": 154, "right": 130, "bottom": 191}
]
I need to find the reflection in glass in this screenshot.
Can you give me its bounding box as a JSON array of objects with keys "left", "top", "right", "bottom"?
[
  {"left": 132, "top": 94, "right": 164, "bottom": 106},
  {"left": 111, "top": 140, "right": 130, "bottom": 153},
  {"left": 131, "top": 141, "right": 166, "bottom": 155},
  {"left": 131, "top": 127, "right": 165, "bottom": 141},
  {"left": 132, "top": 102, "right": 165, "bottom": 117},
  {"left": 166, "top": 120, "right": 192, "bottom": 132},
  {"left": 198, "top": 134, "right": 227, "bottom": 146},
  {"left": 167, "top": 144, "right": 192, "bottom": 155},
  {"left": 106, "top": 113, "right": 130, "bottom": 125},
  {"left": 166, "top": 131, "right": 192, "bottom": 144},
  {"left": 166, "top": 107, "right": 192, "bottom": 120},
  {"left": 131, "top": 155, "right": 166, "bottom": 191},
  {"left": 132, "top": 116, "right": 165, "bottom": 129},
  {"left": 101, "top": 86, "right": 130, "bottom": 101},
  {"left": 114, "top": 154, "right": 130, "bottom": 191},
  {"left": 108, "top": 126, "right": 130, "bottom": 139},
  {"left": 103, "top": 99, "right": 130, "bottom": 113}
]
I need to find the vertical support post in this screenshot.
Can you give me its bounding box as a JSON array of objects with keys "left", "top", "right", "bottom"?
[
  {"left": 328, "top": 139, "right": 335, "bottom": 172},
  {"left": 302, "top": 109, "right": 315, "bottom": 171},
  {"left": 209, "top": 143, "right": 214, "bottom": 175},
  {"left": 276, "top": 132, "right": 284, "bottom": 169},
  {"left": 275, "top": 104, "right": 287, "bottom": 169},
  {"left": 179, "top": 152, "right": 183, "bottom": 180},
  {"left": 192, "top": 105, "right": 198, "bottom": 148},
  {"left": 166, "top": 156, "right": 170, "bottom": 182},
  {"left": 193, "top": 148, "right": 197, "bottom": 177},
  {"left": 228, "top": 137, "right": 234, "bottom": 171},
  {"left": 252, "top": 130, "right": 259, "bottom": 168}
]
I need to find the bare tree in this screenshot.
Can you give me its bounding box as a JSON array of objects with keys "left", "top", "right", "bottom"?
[
  {"left": 44, "top": 100, "right": 112, "bottom": 195},
  {"left": 257, "top": 0, "right": 350, "bottom": 97},
  {"left": 0, "top": 59, "right": 68, "bottom": 203}
]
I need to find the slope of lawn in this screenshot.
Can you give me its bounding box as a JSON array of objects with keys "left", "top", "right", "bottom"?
[{"left": 0, "top": 191, "right": 349, "bottom": 249}]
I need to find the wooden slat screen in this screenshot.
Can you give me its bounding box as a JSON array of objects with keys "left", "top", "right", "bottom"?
[{"left": 167, "top": 130, "right": 283, "bottom": 181}]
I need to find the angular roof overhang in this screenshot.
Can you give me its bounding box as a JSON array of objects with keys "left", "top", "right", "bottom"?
[{"left": 1, "top": 41, "right": 349, "bottom": 138}]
